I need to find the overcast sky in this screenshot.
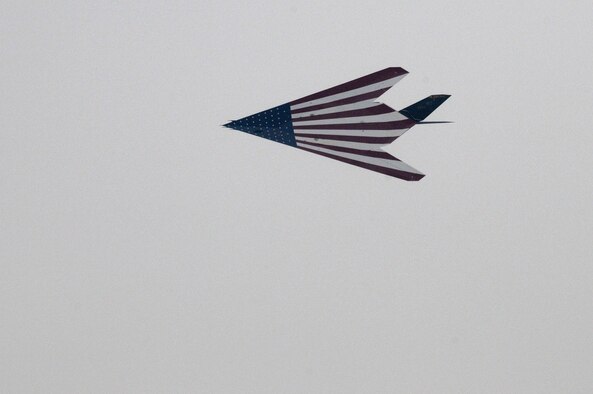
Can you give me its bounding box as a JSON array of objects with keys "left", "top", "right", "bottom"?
[{"left": 2, "top": 1, "right": 593, "bottom": 393}]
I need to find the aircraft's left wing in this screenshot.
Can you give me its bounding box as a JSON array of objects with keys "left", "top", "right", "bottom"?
[{"left": 296, "top": 141, "right": 424, "bottom": 181}]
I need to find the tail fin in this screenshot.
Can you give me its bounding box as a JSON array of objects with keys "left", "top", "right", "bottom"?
[{"left": 400, "top": 95, "right": 450, "bottom": 122}]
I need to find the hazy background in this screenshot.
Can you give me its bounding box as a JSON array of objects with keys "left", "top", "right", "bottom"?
[{"left": 2, "top": 1, "right": 593, "bottom": 392}]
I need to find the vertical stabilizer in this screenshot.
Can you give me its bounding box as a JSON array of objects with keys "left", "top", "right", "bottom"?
[{"left": 400, "top": 95, "right": 451, "bottom": 122}]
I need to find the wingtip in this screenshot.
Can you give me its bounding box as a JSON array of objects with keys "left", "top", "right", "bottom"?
[
  {"left": 407, "top": 173, "right": 425, "bottom": 181},
  {"left": 376, "top": 67, "right": 408, "bottom": 77},
  {"left": 431, "top": 94, "right": 451, "bottom": 99},
  {"left": 390, "top": 66, "right": 409, "bottom": 75}
]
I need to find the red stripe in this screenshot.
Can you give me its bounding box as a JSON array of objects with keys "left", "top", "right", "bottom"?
[
  {"left": 290, "top": 87, "right": 391, "bottom": 114},
  {"left": 292, "top": 104, "right": 395, "bottom": 122},
  {"left": 293, "top": 119, "right": 416, "bottom": 131},
  {"left": 289, "top": 68, "right": 407, "bottom": 106},
  {"left": 296, "top": 140, "right": 400, "bottom": 160},
  {"left": 298, "top": 146, "right": 423, "bottom": 181},
  {"left": 294, "top": 133, "right": 398, "bottom": 144}
]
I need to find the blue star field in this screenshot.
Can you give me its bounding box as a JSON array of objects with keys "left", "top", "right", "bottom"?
[{"left": 224, "top": 104, "right": 296, "bottom": 147}]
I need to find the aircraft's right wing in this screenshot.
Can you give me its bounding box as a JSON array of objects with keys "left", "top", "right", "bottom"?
[{"left": 289, "top": 67, "right": 409, "bottom": 112}]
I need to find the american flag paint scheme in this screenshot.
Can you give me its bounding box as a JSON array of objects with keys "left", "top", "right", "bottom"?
[{"left": 224, "top": 67, "right": 450, "bottom": 181}]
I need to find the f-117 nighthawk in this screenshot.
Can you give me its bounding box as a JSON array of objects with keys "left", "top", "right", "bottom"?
[{"left": 224, "top": 68, "right": 450, "bottom": 181}]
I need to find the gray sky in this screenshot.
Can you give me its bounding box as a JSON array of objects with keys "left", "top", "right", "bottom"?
[{"left": 2, "top": 1, "right": 593, "bottom": 392}]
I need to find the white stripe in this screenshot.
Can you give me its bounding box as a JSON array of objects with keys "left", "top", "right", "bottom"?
[
  {"left": 296, "top": 138, "right": 387, "bottom": 152},
  {"left": 291, "top": 100, "right": 381, "bottom": 119},
  {"left": 294, "top": 128, "right": 408, "bottom": 138},
  {"left": 291, "top": 74, "right": 407, "bottom": 111},
  {"left": 292, "top": 111, "right": 407, "bottom": 126},
  {"left": 297, "top": 142, "right": 423, "bottom": 175},
  {"left": 295, "top": 136, "right": 398, "bottom": 150}
]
